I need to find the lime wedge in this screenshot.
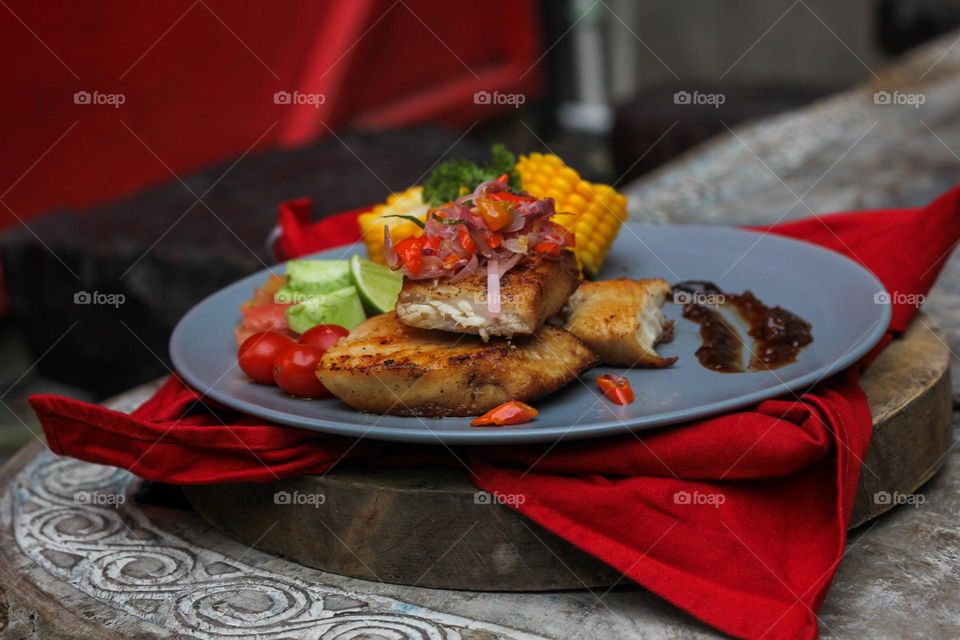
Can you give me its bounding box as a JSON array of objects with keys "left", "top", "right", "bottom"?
[{"left": 350, "top": 254, "right": 402, "bottom": 314}]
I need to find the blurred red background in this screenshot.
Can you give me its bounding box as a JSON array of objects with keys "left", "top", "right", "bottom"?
[{"left": 0, "top": 0, "right": 543, "bottom": 228}]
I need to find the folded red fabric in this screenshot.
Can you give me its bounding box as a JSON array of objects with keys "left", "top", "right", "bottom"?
[{"left": 31, "top": 186, "right": 960, "bottom": 640}]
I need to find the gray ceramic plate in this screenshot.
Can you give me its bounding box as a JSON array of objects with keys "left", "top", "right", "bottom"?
[{"left": 170, "top": 225, "right": 891, "bottom": 444}]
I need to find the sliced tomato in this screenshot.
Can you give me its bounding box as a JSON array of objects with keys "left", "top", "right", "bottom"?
[
  {"left": 241, "top": 303, "right": 290, "bottom": 332},
  {"left": 240, "top": 275, "right": 287, "bottom": 311}
]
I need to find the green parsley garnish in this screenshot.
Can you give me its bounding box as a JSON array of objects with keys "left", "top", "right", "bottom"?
[{"left": 422, "top": 144, "right": 520, "bottom": 205}]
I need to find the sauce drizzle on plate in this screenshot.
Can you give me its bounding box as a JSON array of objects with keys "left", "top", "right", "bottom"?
[{"left": 673, "top": 281, "right": 814, "bottom": 372}]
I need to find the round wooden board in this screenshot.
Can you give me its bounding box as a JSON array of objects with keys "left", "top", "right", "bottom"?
[{"left": 183, "top": 314, "right": 953, "bottom": 591}]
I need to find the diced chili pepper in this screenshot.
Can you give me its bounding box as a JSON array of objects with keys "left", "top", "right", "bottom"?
[
  {"left": 471, "top": 400, "right": 538, "bottom": 427},
  {"left": 395, "top": 236, "right": 423, "bottom": 275},
  {"left": 597, "top": 374, "right": 634, "bottom": 405},
  {"left": 422, "top": 235, "right": 441, "bottom": 252},
  {"left": 488, "top": 191, "right": 537, "bottom": 203},
  {"left": 534, "top": 241, "right": 564, "bottom": 255},
  {"left": 458, "top": 227, "right": 476, "bottom": 253},
  {"left": 497, "top": 173, "right": 510, "bottom": 184},
  {"left": 488, "top": 232, "right": 502, "bottom": 248}
]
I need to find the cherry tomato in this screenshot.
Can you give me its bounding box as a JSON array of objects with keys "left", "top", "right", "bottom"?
[
  {"left": 238, "top": 332, "right": 295, "bottom": 384},
  {"left": 477, "top": 198, "right": 514, "bottom": 231},
  {"left": 273, "top": 345, "right": 329, "bottom": 398},
  {"left": 240, "top": 303, "right": 290, "bottom": 332},
  {"left": 298, "top": 324, "right": 349, "bottom": 351}
]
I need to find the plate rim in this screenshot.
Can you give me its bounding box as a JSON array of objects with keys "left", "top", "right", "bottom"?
[{"left": 170, "top": 224, "right": 892, "bottom": 444}]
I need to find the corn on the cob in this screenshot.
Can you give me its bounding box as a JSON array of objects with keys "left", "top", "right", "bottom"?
[
  {"left": 515, "top": 153, "right": 627, "bottom": 277},
  {"left": 358, "top": 187, "right": 429, "bottom": 265},
  {"left": 358, "top": 156, "right": 628, "bottom": 276}
]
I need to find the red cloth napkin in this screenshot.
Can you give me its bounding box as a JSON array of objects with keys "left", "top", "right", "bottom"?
[{"left": 31, "top": 187, "right": 960, "bottom": 640}]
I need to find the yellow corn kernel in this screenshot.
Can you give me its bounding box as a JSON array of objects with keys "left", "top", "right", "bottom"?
[
  {"left": 517, "top": 153, "right": 628, "bottom": 277},
  {"left": 357, "top": 186, "right": 429, "bottom": 265}
]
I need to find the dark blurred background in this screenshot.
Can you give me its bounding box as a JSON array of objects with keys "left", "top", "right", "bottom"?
[{"left": 1, "top": 0, "right": 959, "bottom": 464}]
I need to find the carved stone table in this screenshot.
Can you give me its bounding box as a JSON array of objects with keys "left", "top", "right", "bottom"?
[{"left": 3, "top": 27, "right": 960, "bottom": 640}]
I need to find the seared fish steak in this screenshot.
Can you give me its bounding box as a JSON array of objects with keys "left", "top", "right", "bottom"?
[
  {"left": 396, "top": 251, "right": 579, "bottom": 339},
  {"left": 318, "top": 312, "right": 598, "bottom": 417},
  {"left": 562, "top": 278, "right": 677, "bottom": 368}
]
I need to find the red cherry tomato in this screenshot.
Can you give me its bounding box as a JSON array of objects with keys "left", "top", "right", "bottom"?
[
  {"left": 298, "top": 324, "right": 349, "bottom": 351},
  {"left": 238, "top": 332, "right": 295, "bottom": 384},
  {"left": 273, "top": 345, "right": 329, "bottom": 398}
]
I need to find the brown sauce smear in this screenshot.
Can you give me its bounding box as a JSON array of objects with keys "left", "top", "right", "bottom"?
[{"left": 673, "top": 281, "right": 813, "bottom": 373}]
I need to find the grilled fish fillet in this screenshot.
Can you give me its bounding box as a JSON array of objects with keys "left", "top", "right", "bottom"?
[
  {"left": 395, "top": 251, "right": 579, "bottom": 339},
  {"left": 318, "top": 311, "right": 598, "bottom": 417},
  {"left": 562, "top": 278, "right": 677, "bottom": 368}
]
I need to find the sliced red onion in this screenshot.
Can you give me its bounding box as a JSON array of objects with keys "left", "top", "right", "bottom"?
[
  {"left": 477, "top": 179, "right": 509, "bottom": 195},
  {"left": 502, "top": 212, "right": 527, "bottom": 233},
  {"left": 448, "top": 253, "right": 479, "bottom": 283},
  {"left": 487, "top": 259, "right": 501, "bottom": 317},
  {"left": 383, "top": 225, "right": 398, "bottom": 268},
  {"left": 516, "top": 197, "right": 554, "bottom": 219},
  {"left": 503, "top": 238, "right": 527, "bottom": 254},
  {"left": 500, "top": 252, "right": 523, "bottom": 275}
]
